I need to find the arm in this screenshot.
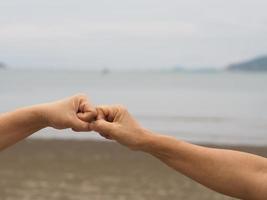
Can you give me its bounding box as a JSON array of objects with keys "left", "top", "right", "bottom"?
[
  {"left": 88, "top": 105, "right": 267, "bottom": 200},
  {"left": 0, "top": 94, "right": 96, "bottom": 151},
  {"left": 142, "top": 132, "right": 267, "bottom": 200}
]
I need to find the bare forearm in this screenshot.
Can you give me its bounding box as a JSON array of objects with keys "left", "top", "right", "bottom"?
[
  {"left": 141, "top": 130, "right": 267, "bottom": 200},
  {"left": 0, "top": 105, "right": 47, "bottom": 150}
]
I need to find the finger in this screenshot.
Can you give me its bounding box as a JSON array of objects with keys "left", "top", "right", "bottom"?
[
  {"left": 82, "top": 102, "right": 96, "bottom": 113},
  {"left": 98, "top": 132, "right": 112, "bottom": 140},
  {"left": 71, "top": 117, "right": 91, "bottom": 132},
  {"left": 74, "top": 94, "right": 96, "bottom": 113},
  {"left": 90, "top": 119, "right": 115, "bottom": 135},
  {"left": 72, "top": 93, "right": 88, "bottom": 111},
  {"left": 79, "top": 100, "right": 95, "bottom": 113},
  {"left": 77, "top": 110, "right": 97, "bottom": 122},
  {"left": 96, "top": 107, "right": 106, "bottom": 120},
  {"left": 96, "top": 105, "right": 118, "bottom": 122}
]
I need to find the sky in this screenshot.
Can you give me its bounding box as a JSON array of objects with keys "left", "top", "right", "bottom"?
[{"left": 0, "top": 0, "right": 267, "bottom": 70}]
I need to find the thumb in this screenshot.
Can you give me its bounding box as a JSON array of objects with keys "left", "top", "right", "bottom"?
[
  {"left": 77, "top": 111, "right": 97, "bottom": 123},
  {"left": 91, "top": 119, "right": 115, "bottom": 135},
  {"left": 71, "top": 117, "right": 91, "bottom": 132}
]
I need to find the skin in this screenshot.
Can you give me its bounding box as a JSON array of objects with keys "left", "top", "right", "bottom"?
[
  {"left": 87, "top": 105, "right": 267, "bottom": 200},
  {"left": 0, "top": 94, "right": 96, "bottom": 151}
]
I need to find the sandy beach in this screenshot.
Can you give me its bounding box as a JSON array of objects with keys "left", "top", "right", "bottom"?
[{"left": 1, "top": 139, "right": 266, "bottom": 200}]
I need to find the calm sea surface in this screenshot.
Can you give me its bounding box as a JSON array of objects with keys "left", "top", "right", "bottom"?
[{"left": 0, "top": 69, "right": 267, "bottom": 145}]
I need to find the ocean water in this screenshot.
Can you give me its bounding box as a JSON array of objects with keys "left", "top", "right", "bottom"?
[{"left": 0, "top": 69, "right": 267, "bottom": 145}]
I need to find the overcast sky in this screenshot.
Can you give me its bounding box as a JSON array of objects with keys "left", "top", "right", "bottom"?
[{"left": 0, "top": 0, "right": 267, "bottom": 69}]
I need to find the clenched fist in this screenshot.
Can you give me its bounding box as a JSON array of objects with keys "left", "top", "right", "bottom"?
[
  {"left": 40, "top": 94, "right": 97, "bottom": 132},
  {"left": 81, "top": 105, "right": 152, "bottom": 150}
]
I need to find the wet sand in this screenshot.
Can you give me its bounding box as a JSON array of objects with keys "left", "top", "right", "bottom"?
[{"left": 0, "top": 139, "right": 266, "bottom": 200}]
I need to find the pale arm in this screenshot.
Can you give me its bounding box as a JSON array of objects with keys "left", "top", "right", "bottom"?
[
  {"left": 0, "top": 94, "right": 96, "bottom": 151},
  {"left": 0, "top": 106, "right": 46, "bottom": 150}
]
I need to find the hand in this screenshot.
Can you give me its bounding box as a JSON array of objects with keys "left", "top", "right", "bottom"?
[
  {"left": 40, "top": 94, "right": 97, "bottom": 132},
  {"left": 87, "top": 105, "right": 151, "bottom": 150}
]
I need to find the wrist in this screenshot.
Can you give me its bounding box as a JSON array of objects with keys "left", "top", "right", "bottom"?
[
  {"left": 137, "top": 128, "right": 178, "bottom": 154},
  {"left": 30, "top": 104, "right": 50, "bottom": 128},
  {"left": 136, "top": 128, "right": 159, "bottom": 152}
]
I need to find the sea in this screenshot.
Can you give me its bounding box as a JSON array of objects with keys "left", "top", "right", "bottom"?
[{"left": 0, "top": 69, "right": 267, "bottom": 145}]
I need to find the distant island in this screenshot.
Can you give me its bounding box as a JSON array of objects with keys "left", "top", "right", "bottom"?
[
  {"left": 171, "top": 66, "right": 219, "bottom": 73},
  {"left": 227, "top": 55, "right": 267, "bottom": 71}
]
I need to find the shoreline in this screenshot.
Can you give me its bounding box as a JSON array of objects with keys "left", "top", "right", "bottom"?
[
  {"left": 28, "top": 137, "right": 267, "bottom": 147},
  {"left": 27, "top": 137, "right": 267, "bottom": 157}
]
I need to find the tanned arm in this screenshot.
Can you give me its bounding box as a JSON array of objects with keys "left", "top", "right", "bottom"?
[{"left": 87, "top": 105, "right": 267, "bottom": 200}]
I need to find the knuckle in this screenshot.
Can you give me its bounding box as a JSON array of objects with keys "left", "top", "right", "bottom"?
[
  {"left": 88, "top": 108, "right": 97, "bottom": 116},
  {"left": 95, "top": 107, "right": 102, "bottom": 114},
  {"left": 117, "top": 104, "right": 127, "bottom": 112},
  {"left": 75, "top": 93, "right": 87, "bottom": 99},
  {"left": 96, "top": 105, "right": 107, "bottom": 111}
]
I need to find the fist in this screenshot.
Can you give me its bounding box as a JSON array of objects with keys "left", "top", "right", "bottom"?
[
  {"left": 40, "top": 94, "right": 97, "bottom": 132},
  {"left": 86, "top": 105, "right": 150, "bottom": 150}
]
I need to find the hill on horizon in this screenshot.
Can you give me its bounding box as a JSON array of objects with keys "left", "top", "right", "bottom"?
[{"left": 227, "top": 55, "right": 267, "bottom": 71}]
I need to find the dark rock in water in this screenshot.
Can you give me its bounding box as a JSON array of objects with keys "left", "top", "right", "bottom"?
[
  {"left": 227, "top": 55, "right": 267, "bottom": 71},
  {"left": 0, "top": 62, "right": 6, "bottom": 69}
]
